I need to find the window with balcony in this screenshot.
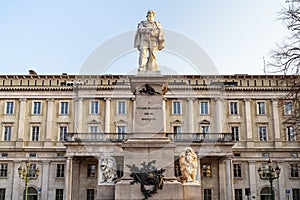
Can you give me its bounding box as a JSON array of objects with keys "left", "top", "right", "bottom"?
[
  {"left": 173, "top": 126, "right": 182, "bottom": 139},
  {"left": 28, "top": 164, "right": 37, "bottom": 178},
  {"left": 117, "top": 125, "right": 126, "bottom": 140}
]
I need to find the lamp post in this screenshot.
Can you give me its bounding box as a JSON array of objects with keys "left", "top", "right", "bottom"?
[
  {"left": 257, "top": 159, "right": 281, "bottom": 200},
  {"left": 18, "top": 160, "right": 40, "bottom": 200}
]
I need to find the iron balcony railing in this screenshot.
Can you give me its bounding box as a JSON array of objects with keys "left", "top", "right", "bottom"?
[{"left": 65, "top": 132, "right": 233, "bottom": 143}]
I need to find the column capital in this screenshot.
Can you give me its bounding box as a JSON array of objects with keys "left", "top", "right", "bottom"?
[
  {"left": 19, "top": 98, "right": 27, "bottom": 102},
  {"left": 47, "top": 98, "right": 54, "bottom": 102},
  {"left": 243, "top": 99, "right": 251, "bottom": 102},
  {"left": 187, "top": 98, "right": 194, "bottom": 101},
  {"left": 104, "top": 97, "right": 111, "bottom": 101}
]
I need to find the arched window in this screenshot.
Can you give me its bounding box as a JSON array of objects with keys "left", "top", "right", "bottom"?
[
  {"left": 260, "top": 187, "right": 273, "bottom": 200},
  {"left": 23, "top": 187, "right": 38, "bottom": 200}
]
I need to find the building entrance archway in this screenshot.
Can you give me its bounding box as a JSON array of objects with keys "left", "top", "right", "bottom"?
[{"left": 260, "top": 187, "right": 273, "bottom": 200}]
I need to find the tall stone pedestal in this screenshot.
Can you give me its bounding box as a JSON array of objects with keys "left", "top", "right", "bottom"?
[
  {"left": 97, "top": 184, "right": 115, "bottom": 200},
  {"left": 183, "top": 183, "right": 202, "bottom": 200}
]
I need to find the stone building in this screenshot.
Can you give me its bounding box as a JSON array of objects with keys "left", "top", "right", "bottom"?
[{"left": 0, "top": 72, "right": 299, "bottom": 200}]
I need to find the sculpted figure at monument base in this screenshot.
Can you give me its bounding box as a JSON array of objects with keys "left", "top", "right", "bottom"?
[
  {"left": 179, "top": 147, "right": 198, "bottom": 184},
  {"left": 98, "top": 156, "right": 117, "bottom": 184},
  {"left": 134, "top": 10, "right": 165, "bottom": 72}
]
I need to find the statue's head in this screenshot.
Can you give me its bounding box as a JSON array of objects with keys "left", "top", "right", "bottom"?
[{"left": 146, "top": 10, "right": 155, "bottom": 21}]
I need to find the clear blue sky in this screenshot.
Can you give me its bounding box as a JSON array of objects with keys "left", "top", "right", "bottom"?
[{"left": 0, "top": 0, "right": 287, "bottom": 75}]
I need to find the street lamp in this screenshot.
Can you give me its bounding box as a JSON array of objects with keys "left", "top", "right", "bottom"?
[
  {"left": 257, "top": 159, "right": 281, "bottom": 200},
  {"left": 18, "top": 159, "right": 40, "bottom": 200}
]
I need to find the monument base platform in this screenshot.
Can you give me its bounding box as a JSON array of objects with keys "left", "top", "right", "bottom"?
[
  {"left": 97, "top": 184, "right": 115, "bottom": 200},
  {"left": 183, "top": 182, "right": 201, "bottom": 200},
  {"left": 115, "top": 180, "right": 183, "bottom": 200}
]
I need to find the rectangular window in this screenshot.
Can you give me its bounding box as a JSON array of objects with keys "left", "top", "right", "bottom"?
[
  {"left": 3, "top": 126, "right": 12, "bottom": 141},
  {"left": 0, "top": 164, "right": 8, "bottom": 177},
  {"left": 291, "top": 164, "right": 299, "bottom": 178},
  {"left": 90, "top": 126, "right": 98, "bottom": 133},
  {"left": 293, "top": 189, "right": 300, "bottom": 200},
  {"left": 233, "top": 164, "right": 242, "bottom": 178},
  {"left": 200, "top": 101, "right": 209, "bottom": 115},
  {"left": 117, "top": 126, "right": 125, "bottom": 140},
  {"left": 203, "top": 189, "right": 212, "bottom": 200},
  {"left": 0, "top": 189, "right": 5, "bottom": 200},
  {"left": 172, "top": 101, "right": 181, "bottom": 114},
  {"left": 257, "top": 102, "right": 266, "bottom": 115},
  {"left": 117, "top": 101, "right": 126, "bottom": 115},
  {"left": 32, "top": 102, "right": 41, "bottom": 114},
  {"left": 287, "top": 126, "right": 296, "bottom": 141},
  {"left": 173, "top": 126, "right": 181, "bottom": 139},
  {"left": 31, "top": 126, "right": 40, "bottom": 141},
  {"left": 5, "top": 101, "right": 14, "bottom": 114},
  {"left": 28, "top": 164, "right": 37, "bottom": 178},
  {"left": 284, "top": 102, "right": 293, "bottom": 115},
  {"left": 229, "top": 102, "right": 238, "bottom": 115},
  {"left": 90, "top": 101, "right": 99, "bottom": 114},
  {"left": 203, "top": 164, "right": 211, "bottom": 177},
  {"left": 60, "top": 102, "right": 69, "bottom": 115},
  {"left": 258, "top": 126, "right": 267, "bottom": 141},
  {"left": 87, "top": 189, "right": 95, "bottom": 200},
  {"left": 87, "top": 164, "right": 96, "bottom": 177},
  {"left": 234, "top": 189, "right": 243, "bottom": 200},
  {"left": 59, "top": 126, "right": 67, "bottom": 141},
  {"left": 56, "top": 164, "right": 65, "bottom": 178},
  {"left": 55, "top": 189, "right": 64, "bottom": 200},
  {"left": 231, "top": 126, "right": 239, "bottom": 141},
  {"left": 201, "top": 125, "right": 209, "bottom": 134}
]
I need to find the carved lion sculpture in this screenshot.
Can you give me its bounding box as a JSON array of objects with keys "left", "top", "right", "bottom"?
[
  {"left": 99, "top": 156, "right": 117, "bottom": 184},
  {"left": 179, "top": 147, "right": 198, "bottom": 183}
]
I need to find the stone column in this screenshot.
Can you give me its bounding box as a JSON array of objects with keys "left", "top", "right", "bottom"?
[
  {"left": 45, "top": 99, "right": 54, "bottom": 141},
  {"left": 197, "top": 157, "right": 201, "bottom": 185},
  {"left": 244, "top": 99, "right": 254, "bottom": 147},
  {"left": 225, "top": 158, "right": 233, "bottom": 200},
  {"left": 65, "top": 157, "right": 73, "bottom": 200},
  {"left": 77, "top": 98, "right": 83, "bottom": 133},
  {"left": 271, "top": 99, "right": 281, "bottom": 147},
  {"left": 41, "top": 161, "right": 50, "bottom": 200},
  {"left": 132, "top": 98, "right": 136, "bottom": 132},
  {"left": 188, "top": 98, "right": 194, "bottom": 133},
  {"left": 12, "top": 161, "right": 21, "bottom": 200},
  {"left": 248, "top": 161, "right": 257, "bottom": 199},
  {"left": 17, "top": 98, "right": 27, "bottom": 140},
  {"left": 98, "top": 157, "right": 104, "bottom": 184},
  {"left": 277, "top": 161, "right": 286, "bottom": 200},
  {"left": 105, "top": 98, "right": 111, "bottom": 133},
  {"left": 162, "top": 98, "right": 167, "bottom": 133},
  {"left": 214, "top": 98, "right": 224, "bottom": 133},
  {"left": 218, "top": 160, "right": 226, "bottom": 199}
]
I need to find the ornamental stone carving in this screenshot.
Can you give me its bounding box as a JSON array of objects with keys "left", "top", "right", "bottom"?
[
  {"left": 98, "top": 156, "right": 117, "bottom": 184},
  {"left": 179, "top": 147, "right": 198, "bottom": 183}
]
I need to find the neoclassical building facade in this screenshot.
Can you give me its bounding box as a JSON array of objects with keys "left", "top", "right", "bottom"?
[{"left": 0, "top": 73, "right": 299, "bottom": 200}]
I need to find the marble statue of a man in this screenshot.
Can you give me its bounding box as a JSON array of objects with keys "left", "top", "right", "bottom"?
[{"left": 134, "top": 10, "right": 165, "bottom": 72}]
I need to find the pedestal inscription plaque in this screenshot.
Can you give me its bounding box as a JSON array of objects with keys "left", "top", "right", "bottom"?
[{"left": 134, "top": 95, "right": 163, "bottom": 134}]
